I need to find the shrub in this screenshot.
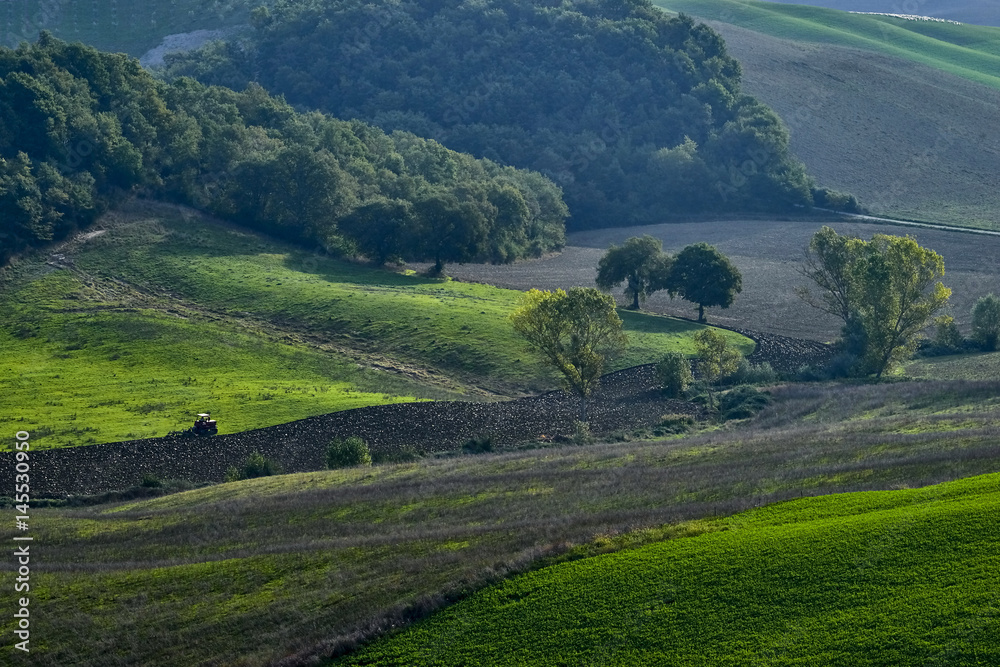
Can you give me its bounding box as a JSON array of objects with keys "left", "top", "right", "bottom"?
[
  {"left": 326, "top": 436, "right": 373, "bottom": 468},
  {"left": 725, "top": 359, "right": 778, "bottom": 385},
  {"left": 571, "top": 420, "right": 595, "bottom": 445},
  {"left": 972, "top": 294, "right": 1000, "bottom": 351},
  {"left": 226, "top": 451, "right": 282, "bottom": 482},
  {"left": 462, "top": 435, "right": 494, "bottom": 455},
  {"left": 373, "top": 446, "right": 422, "bottom": 464},
  {"left": 140, "top": 474, "right": 162, "bottom": 488},
  {"left": 653, "top": 413, "right": 695, "bottom": 435},
  {"left": 656, "top": 352, "right": 693, "bottom": 398},
  {"left": 718, "top": 385, "right": 771, "bottom": 420}
]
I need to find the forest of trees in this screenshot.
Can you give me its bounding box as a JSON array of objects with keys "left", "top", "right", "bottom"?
[
  {"left": 0, "top": 35, "right": 567, "bottom": 265},
  {"left": 162, "top": 0, "right": 822, "bottom": 229}
]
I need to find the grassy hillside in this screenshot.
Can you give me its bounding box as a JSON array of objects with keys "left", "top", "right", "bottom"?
[
  {"left": 655, "top": 0, "right": 1000, "bottom": 90},
  {"left": 340, "top": 472, "right": 1000, "bottom": 665},
  {"left": 5, "top": 379, "right": 1000, "bottom": 665},
  {"left": 0, "top": 200, "right": 751, "bottom": 448}
]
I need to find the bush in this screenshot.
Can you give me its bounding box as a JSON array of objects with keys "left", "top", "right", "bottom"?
[
  {"left": 226, "top": 451, "right": 282, "bottom": 481},
  {"left": 373, "top": 446, "right": 422, "bottom": 464},
  {"left": 718, "top": 386, "right": 771, "bottom": 420},
  {"left": 326, "top": 436, "right": 373, "bottom": 468},
  {"left": 462, "top": 435, "right": 494, "bottom": 455},
  {"left": 653, "top": 413, "right": 695, "bottom": 435},
  {"left": 140, "top": 474, "right": 162, "bottom": 488},
  {"left": 725, "top": 359, "right": 778, "bottom": 385},
  {"left": 571, "top": 421, "right": 595, "bottom": 445},
  {"left": 972, "top": 294, "right": 1000, "bottom": 351},
  {"left": 656, "top": 352, "right": 693, "bottom": 398}
]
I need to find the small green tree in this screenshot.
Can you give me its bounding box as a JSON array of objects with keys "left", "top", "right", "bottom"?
[
  {"left": 326, "top": 436, "right": 373, "bottom": 468},
  {"left": 694, "top": 329, "right": 742, "bottom": 409},
  {"left": 933, "top": 315, "right": 963, "bottom": 352},
  {"left": 667, "top": 243, "right": 742, "bottom": 322},
  {"left": 798, "top": 227, "right": 951, "bottom": 378},
  {"left": 595, "top": 235, "right": 673, "bottom": 310},
  {"left": 972, "top": 294, "right": 1000, "bottom": 351},
  {"left": 655, "top": 352, "right": 693, "bottom": 398},
  {"left": 225, "top": 451, "right": 280, "bottom": 482},
  {"left": 510, "top": 287, "right": 627, "bottom": 421}
]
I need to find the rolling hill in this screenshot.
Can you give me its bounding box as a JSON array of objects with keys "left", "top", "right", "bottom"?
[
  {"left": 338, "top": 471, "right": 1000, "bottom": 666},
  {"left": 761, "top": 0, "right": 1000, "bottom": 28},
  {"left": 0, "top": 199, "right": 751, "bottom": 449},
  {"left": 4, "top": 379, "right": 1000, "bottom": 665},
  {"left": 654, "top": 0, "right": 1000, "bottom": 228}
]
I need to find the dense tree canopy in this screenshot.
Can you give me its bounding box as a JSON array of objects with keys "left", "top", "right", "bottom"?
[
  {"left": 798, "top": 226, "right": 951, "bottom": 378},
  {"left": 0, "top": 35, "right": 567, "bottom": 265},
  {"left": 163, "top": 0, "right": 818, "bottom": 229}
]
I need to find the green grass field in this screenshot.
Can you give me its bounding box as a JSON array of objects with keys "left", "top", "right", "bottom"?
[
  {"left": 0, "top": 201, "right": 751, "bottom": 448},
  {"left": 4, "top": 379, "right": 1000, "bottom": 665},
  {"left": 655, "top": 0, "right": 1000, "bottom": 90},
  {"left": 337, "top": 472, "right": 1000, "bottom": 666},
  {"left": 906, "top": 349, "right": 1000, "bottom": 381}
]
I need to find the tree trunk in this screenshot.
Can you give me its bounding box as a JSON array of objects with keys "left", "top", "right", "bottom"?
[
  {"left": 698, "top": 303, "right": 705, "bottom": 322},
  {"left": 579, "top": 394, "right": 587, "bottom": 422},
  {"left": 631, "top": 291, "right": 640, "bottom": 310}
]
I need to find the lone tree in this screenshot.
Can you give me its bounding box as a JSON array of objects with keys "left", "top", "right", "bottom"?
[
  {"left": 510, "top": 287, "right": 627, "bottom": 421},
  {"left": 667, "top": 243, "right": 742, "bottom": 322},
  {"left": 595, "top": 235, "right": 673, "bottom": 310},
  {"left": 798, "top": 226, "right": 951, "bottom": 378},
  {"left": 972, "top": 294, "right": 1000, "bottom": 351},
  {"left": 693, "top": 328, "right": 742, "bottom": 409}
]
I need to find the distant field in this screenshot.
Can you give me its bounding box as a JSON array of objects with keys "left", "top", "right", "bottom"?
[
  {"left": 907, "top": 350, "right": 1000, "bottom": 381},
  {"left": 0, "top": 0, "right": 254, "bottom": 56},
  {"left": 7, "top": 379, "right": 1000, "bottom": 665},
  {"left": 340, "top": 472, "right": 1000, "bottom": 665},
  {"left": 0, "top": 201, "right": 750, "bottom": 448},
  {"left": 655, "top": 0, "right": 1000, "bottom": 90}
]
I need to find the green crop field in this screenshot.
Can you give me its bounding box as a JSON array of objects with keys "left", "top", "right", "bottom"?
[
  {"left": 4, "top": 379, "right": 1000, "bottom": 665},
  {"left": 0, "top": 201, "right": 751, "bottom": 448},
  {"left": 338, "top": 472, "right": 1000, "bottom": 666},
  {"left": 655, "top": 0, "right": 1000, "bottom": 90}
]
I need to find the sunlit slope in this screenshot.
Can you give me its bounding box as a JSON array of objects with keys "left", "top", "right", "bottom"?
[
  {"left": 0, "top": 201, "right": 751, "bottom": 448},
  {"left": 338, "top": 472, "right": 1000, "bottom": 666},
  {"left": 656, "top": 0, "right": 1000, "bottom": 90}
]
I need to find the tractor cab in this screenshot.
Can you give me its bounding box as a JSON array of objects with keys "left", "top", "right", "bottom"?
[
  {"left": 192, "top": 413, "right": 218, "bottom": 435},
  {"left": 168, "top": 413, "right": 218, "bottom": 437}
]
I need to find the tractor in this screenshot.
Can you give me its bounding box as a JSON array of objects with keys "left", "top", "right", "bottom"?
[{"left": 168, "top": 413, "right": 218, "bottom": 437}]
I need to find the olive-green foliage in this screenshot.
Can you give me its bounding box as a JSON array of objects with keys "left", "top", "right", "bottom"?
[
  {"left": 694, "top": 329, "right": 742, "bottom": 383},
  {"left": 462, "top": 436, "right": 494, "bottom": 455},
  {"left": 932, "top": 315, "right": 964, "bottom": 353},
  {"left": 226, "top": 451, "right": 281, "bottom": 482},
  {"left": 163, "top": 1, "right": 818, "bottom": 228},
  {"left": 799, "top": 226, "right": 951, "bottom": 379},
  {"left": 655, "top": 352, "right": 693, "bottom": 398},
  {"left": 596, "top": 235, "right": 673, "bottom": 310},
  {"left": 972, "top": 293, "right": 1000, "bottom": 351},
  {"left": 326, "top": 437, "right": 373, "bottom": 469},
  {"left": 0, "top": 36, "right": 566, "bottom": 266},
  {"left": 667, "top": 243, "right": 743, "bottom": 322},
  {"left": 725, "top": 358, "right": 778, "bottom": 385},
  {"left": 718, "top": 385, "right": 770, "bottom": 420},
  {"left": 510, "top": 287, "right": 627, "bottom": 420}
]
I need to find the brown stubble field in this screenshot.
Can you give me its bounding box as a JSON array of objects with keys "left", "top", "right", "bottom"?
[{"left": 440, "top": 218, "right": 1000, "bottom": 342}]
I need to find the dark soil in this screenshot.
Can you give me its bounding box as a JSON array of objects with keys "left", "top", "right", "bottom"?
[{"left": 2, "top": 365, "right": 702, "bottom": 497}]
